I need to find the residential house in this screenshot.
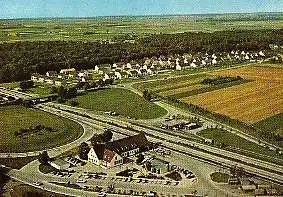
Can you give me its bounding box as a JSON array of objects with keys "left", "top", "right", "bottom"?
[
  {"left": 31, "top": 73, "right": 40, "bottom": 82},
  {"left": 176, "top": 63, "right": 182, "bottom": 71},
  {"left": 46, "top": 71, "right": 57, "bottom": 77},
  {"left": 60, "top": 68, "right": 76, "bottom": 74},
  {"left": 114, "top": 71, "right": 122, "bottom": 80}
]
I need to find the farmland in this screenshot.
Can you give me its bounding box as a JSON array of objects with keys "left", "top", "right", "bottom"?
[
  {"left": 1, "top": 14, "right": 282, "bottom": 42},
  {"left": 0, "top": 105, "right": 83, "bottom": 153},
  {"left": 75, "top": 88, "right": 167, "bottom": 119},
  {"left": 182, "top": 65, "right": 283, "bottom": 124}
]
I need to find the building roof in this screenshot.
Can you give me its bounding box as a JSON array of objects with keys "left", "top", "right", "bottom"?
[
  {"left": 106, "top": 132, "right": 149, "bottom": 154},
  {"left": 150, "top": 157, "right": 169, "bottom": 167},
  {"left": 91, "top": 132, "right": 149, "bottom": 164},
  {"left": 103, "top": 148, "right": 116, "bottom": 163},
  {"left": 51, "top": 158, "right": 70, "bottom": 167}
]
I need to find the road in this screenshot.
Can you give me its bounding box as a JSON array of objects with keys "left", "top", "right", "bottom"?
[{"left": 36, "top": 103, "right": 283, "bottom": 184}]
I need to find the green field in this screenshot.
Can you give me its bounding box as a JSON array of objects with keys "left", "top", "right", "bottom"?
[
  {"left": 1, "top": 15, "right": 282, "bottom": 42},
  {"left": 75, "top": 88, "right": 167, "bottom": 119},
  {"left": 133, "top": 72, "right": 248, "bottom": 100},
  {"left": 0, "top": 105, "right": 83, "bottom": 153},
  {"left": 253, "top": 113, "right": 283, "bottom": 136},
  {"left": 197, "top": 128, "right": 282, "bottom": 162}
]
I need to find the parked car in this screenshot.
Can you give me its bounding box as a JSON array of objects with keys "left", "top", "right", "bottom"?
[{"left": 76, "top": 179, "right": 87, "bottom": 183}]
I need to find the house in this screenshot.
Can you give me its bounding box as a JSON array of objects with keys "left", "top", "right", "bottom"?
[
  {"left": 190, "top": 62, "right": 197, "bottom": 68},
  {"left": 46, "top": 71, "right": 57, "bottom": 77},
  {"left": 212, "top": 59, "right": 217, "bottom": 65},
  {"left": 176, "top": 64, "right": 182, "bottom": 71},
  {"left": 259, "top": 51, "right": 265, "bottom": 57},
  {"left": 31, "top": 73, "right": 40, "bottom": 82},
  {"left": 54, "top": 80, "right": 63, "bottom": 86},
  {"left": 50, "top": 159, "right": 70, "bottom": 170},
  {"left": 148, "top": 157, "right": 169, "bottom": 174},
  {"left": 60, "top": 68, "right": 76, "bottom": 74},
  {"left": 130, "top": 70, "right": 139, "bottom": 77},
  {"left": 88, "top": 133, "right": 150, "bottom": 168},
  {"left": 103, "top": 73, "right": 110, "bottom": 81},
  {"left": 114, "top": 71, "right": 122, "bottom": 80},
  {"left": 94, "top": 65, "right": 99, "bottom": 72},
  {"left": 38, "top": 77, "right": 45, "bottom": 83},
  {"left": 45, "top": 78, "right": 54, "bottom": 85},
  {"left": 147, "top": 69, "right": 153, "bottom": 75}
]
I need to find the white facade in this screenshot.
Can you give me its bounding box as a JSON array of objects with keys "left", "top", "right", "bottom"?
[{"left": 88, "top": 148, "right": 101, "bottom": 166}]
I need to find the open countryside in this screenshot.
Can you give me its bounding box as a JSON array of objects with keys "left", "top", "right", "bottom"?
[{"left": 182, "top": 65, "right": 283, "bottom": 124}]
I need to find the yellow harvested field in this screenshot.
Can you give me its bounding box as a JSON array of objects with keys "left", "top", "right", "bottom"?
[
  {"left": 210, "top": 65, "right": 283, "bottom": 81},
  {"left": 158, "top": 84, "right": 205, "bottom": 97},
  {"left": 181, "top": 66, "right": 283, "bottom": 124}
]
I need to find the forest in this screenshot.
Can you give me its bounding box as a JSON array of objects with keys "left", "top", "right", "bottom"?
[{"left": 0, "top": 29, "right": 282, "bottom": 83}]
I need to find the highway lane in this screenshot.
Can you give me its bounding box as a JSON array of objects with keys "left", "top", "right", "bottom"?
[
  {"left": 40, "top": 104, "right": 283, "bottom": 184},
  {"left": 50, "top": 103, "right": 283, "bottom": 173}
]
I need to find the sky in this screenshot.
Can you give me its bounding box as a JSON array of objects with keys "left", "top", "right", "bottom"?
[{"left": 0, "top": 0, "right": 282, "bottom": 19}]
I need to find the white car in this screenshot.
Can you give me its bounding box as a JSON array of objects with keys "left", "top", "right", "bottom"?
[
  {"left": 33, "top": 182, "right": 43, "bottom": 186},
  {"left": 98, "top": 192, "right": 106, "bottom": 197},
  {"left": 76, "top": 179, "right": 87, "bottom": 183}
]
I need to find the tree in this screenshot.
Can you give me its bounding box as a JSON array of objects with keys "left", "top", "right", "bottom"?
[
  {"left": 143, "top": 89, "right": 152, "bottom": 101},
  {"left": 103, "top": 129, "right": 113, "bottom": 142},
  {"left": 69, "top": 99, "right": 79, "bottom": 107},
  {"left": 0, "top": 167, "right": 10, "bottom": 194},
  {"left": 136, "top": 154, "right": 144, "bottom": 164},
  {"left": 38, "top": 151, "right": 50, "bottom": 165},
  {"left": 79, "top": 142, "right": 90, "bottom": 160}
]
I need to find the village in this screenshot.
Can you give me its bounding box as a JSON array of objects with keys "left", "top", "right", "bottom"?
[{"left": 30, "top": 49, "right": 269, "bottom": 88}]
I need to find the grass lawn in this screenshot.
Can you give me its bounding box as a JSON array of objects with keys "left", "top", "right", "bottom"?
[
  {"left": 0, "top": 82, "right": 19, "bottom": 89},
  {"left": 0, "top": 156, "right": 38, "bottom": 169},
  {"left": 197, "top": 128, "right": 282, "bottom": 160},
  {"left": 10, "top": 184, "right": 70, "bottom": 197},
  {"left": 210, "top": 172, "right": 230, "bottom": 183},
  {"left": 25, "top": 85, "right": 54, "bottom": 96},
  {"left": 253, "top": 113, "right": 283, "bottom": 136},
  {"left": 0, "top": 105, "right": 83, "bottom": 153},
  {"left": 76, "top": 88, "right": 167, "bottom": 119}
]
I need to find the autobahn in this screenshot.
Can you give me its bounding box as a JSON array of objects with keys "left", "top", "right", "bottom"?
[{"left": 39, "top": 103, "right": 283, "bottom": 184}]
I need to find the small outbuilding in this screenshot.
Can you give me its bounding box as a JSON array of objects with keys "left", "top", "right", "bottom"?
[
  {"left": 50, "top": 159, "right": 70, "bottom": 170},
  {"left": 149, "top": 157, "right": 169, "bottom": 174}
]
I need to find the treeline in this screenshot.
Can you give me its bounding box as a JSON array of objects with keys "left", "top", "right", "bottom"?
[
  {"left": 0, "top": 29, "right": 282, "bottom": 83},
  {"left": 201, "top": 76, "right": 243, "bottom": 85},
  {"left": 14, "top": 124, "right": 56, "bottom": 137}
]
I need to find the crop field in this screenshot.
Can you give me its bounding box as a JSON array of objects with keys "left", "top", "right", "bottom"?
[
  {"left": 135, "top": 72, "right": 247, "bottom": 100},
  {"left": 0, "top": 105, "right": 83, "bottom": 153},
  {"left": 75, "top": 88, "right": 167, "bottom": 119},
  {"left": 135, "top": 74, "right": 206, "bottom": 92},
  {"left": 0, "top": 16, "right": 282, "bottom": 42},
  {"left": 181, "top": 65, "right": 283, "bottom": 124},
  {"left": 158, "top": 84, "right": 206, "bottom": 97}
]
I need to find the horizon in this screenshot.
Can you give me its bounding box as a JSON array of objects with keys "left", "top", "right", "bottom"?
[
  {"left": 0, "top": 0, "right": 282, "bottom": 19},
  {"left": 0, "top": 11, "right": 282, "bottom": 20}
]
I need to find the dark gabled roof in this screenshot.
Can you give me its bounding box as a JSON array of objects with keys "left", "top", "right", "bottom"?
[
  {"left": 106, "top": 132, "right": 149, "bottom": 154},
  {"left": 93, "top": 144, "right": 105, "bottom": 160}
]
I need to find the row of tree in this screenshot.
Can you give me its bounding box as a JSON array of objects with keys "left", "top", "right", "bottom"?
[{"left": 0, "top": 29, "right": 282, "bottom": 83}]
